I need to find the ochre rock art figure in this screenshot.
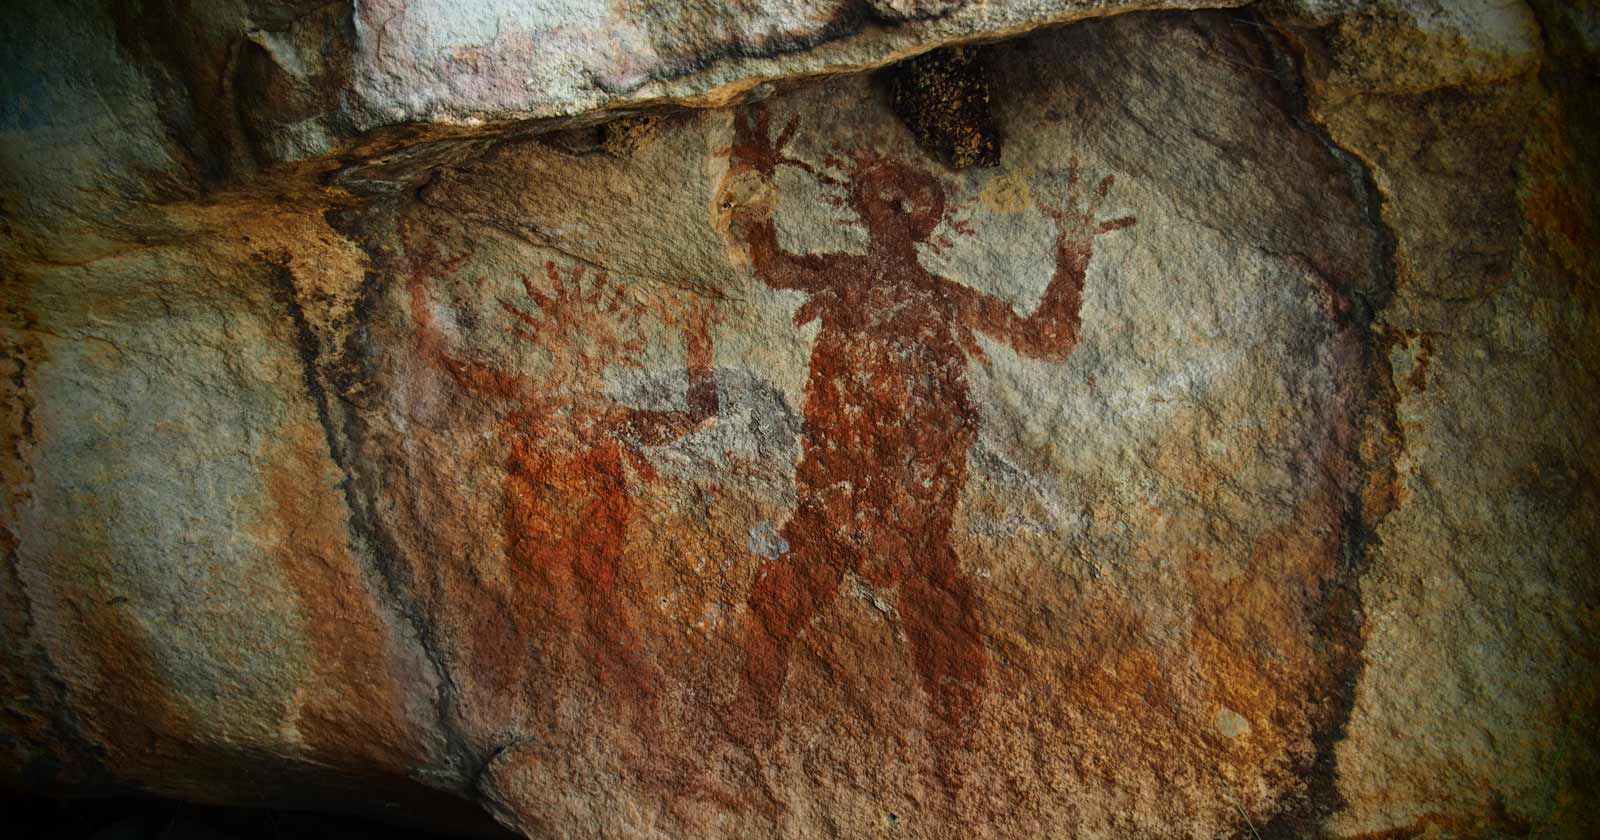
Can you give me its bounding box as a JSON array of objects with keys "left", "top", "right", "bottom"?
[
  {"left": 403, "top": 224, "right": 718, "bottom": 729},
  {"left": 715, "top": 106, "right": 1136, "bottom": 776}
]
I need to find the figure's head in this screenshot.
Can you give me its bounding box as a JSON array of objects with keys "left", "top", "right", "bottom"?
[{"left": 835, "top": 150, "right": 948, "bottom": 244}]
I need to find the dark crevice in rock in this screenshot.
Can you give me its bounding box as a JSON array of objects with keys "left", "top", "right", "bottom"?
[
  {"left": 262, "top": 260, "right": 344, "bottom": 481},
  {"left": 1241, "top": 6, "right": 1404, "bottom": 836},
  {"left": 6, "top": 790, "right": 518, "bottom": 840},
  {"left": 111, "top": 0, "right": 251, "bottom": 191},
  {"left": 311, "top": 212, "right": 540, "bottom": 826},
  {"left": 260, "top": 254, "right": 484, "bottom": 796},
  {"left": 0, "top": 289, "right": 110, "bottom": 790},
  {"left": 881, "top": 44, "right": 1002, "bottom": 169},
  {"left": 326, "top": 219, "right": 521, "bottom": 785}
]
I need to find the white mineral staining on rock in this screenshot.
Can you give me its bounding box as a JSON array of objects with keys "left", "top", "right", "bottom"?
[
  {"left": 1216, "top": 706, "right": 1251, "bottom": 739},
  {"left": 747, "top": 520, "right": 791, "bottom": 559}
]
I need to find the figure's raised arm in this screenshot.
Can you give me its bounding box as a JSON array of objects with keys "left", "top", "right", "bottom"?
[
  {"left": 715, "top": 106, "right": 835, "bottom": 292},
  {"left": 956, "top": 160, "right": 1135, "bottom": 361},
  {"left": 404, "top": 224, "right": 530, "bottom": 403},
  {"left": 621, "top": 296, "right": 719, "bottom": 446}
]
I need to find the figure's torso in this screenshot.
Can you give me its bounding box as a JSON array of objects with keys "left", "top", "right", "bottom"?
[
  {"left": 502, "top": 412, "right": 635, "bottom": 582},
  {"left": 792, "top": 263, "right": 980, "bottom": 554}
]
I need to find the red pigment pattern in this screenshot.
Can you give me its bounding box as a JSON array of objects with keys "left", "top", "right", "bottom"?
[
  {"left": 721, "top": 106, "right": 1136, "bottom": 777},
  {"left": 403, "top": 240, "right": 717, "bottom": 724}
]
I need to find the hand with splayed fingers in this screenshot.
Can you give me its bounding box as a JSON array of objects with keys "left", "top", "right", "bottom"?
[
  {"left": 718, "top": 105, "right": 814, "bottom": 243},
  {"left": 1037, "top": 158, "right": 1137, "bottom": 263},
  {"left": 730, "top": 105, "right": 814, "bottom": 179}
]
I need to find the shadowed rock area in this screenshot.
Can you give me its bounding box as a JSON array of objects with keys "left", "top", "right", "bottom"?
[
  {"left": 6, "top": 793, "right": 517, "bottom": 840},
  {"left": 3, "top": 1, "right": 1598, "bottom": 838}
]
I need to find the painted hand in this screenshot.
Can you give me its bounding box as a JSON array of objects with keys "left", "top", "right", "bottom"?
[
  {"left": 730, "top": 105, "right": 812, "bottom": 178},
  {"left": 1036, "top": 158, "right": 1137, "bottom": 255}
]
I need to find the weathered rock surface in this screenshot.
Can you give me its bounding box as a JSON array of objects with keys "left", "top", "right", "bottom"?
[
  {"left": 8, "top": 0, "right": 1251, "bottom": 262},
  {"left": 3, "top": 1, "right": 1597, "bottom": 839}
]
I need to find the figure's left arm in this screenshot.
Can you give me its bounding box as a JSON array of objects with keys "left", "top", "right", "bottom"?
[
  {"left": 956, "top": 162, "right": 1135, "bottom": 361},
  {"left": 621, "top": 298, "right": 719, "bottom": 445}
]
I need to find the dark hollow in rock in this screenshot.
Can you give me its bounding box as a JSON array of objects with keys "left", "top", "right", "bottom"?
[
  {"left": 882, "top": 45, "right": 1002, "bottom": 169},
  {"left": 5, "top": 792, "right": 517, "bottom": 840}
]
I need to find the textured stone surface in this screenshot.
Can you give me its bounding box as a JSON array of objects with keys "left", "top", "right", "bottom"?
[
  {"left": 1277, "top": 2, "right": 1600, "bottom": 835},
  {"left": 3, "top": 1, "right": 1598, "bottom": 839},
  {"left": 343, "top": 0, "right": 1229, "bottom": 127},
  {"left": 4, "top": 0, "right": 1246, "bottom": 263}
]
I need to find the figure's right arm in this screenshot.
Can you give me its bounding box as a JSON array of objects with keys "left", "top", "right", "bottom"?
[
  {"left": 716, "top": 107, "right": 831, "bottom": 292},
  {"left": 735, "top": 212, "right": 834, "bottom": 292}
]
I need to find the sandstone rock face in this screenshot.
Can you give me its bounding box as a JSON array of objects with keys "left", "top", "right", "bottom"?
[
  {"left": 3, "top": 2, "right": 1597, "bottom": 839},
  {"left": 6, "top": 0, "right": 1247, "bottom": 261}
]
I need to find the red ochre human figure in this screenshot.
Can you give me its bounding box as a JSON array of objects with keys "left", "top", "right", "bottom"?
[
  {"left": 716, "top": 106, "right": 1136, "bottom": 768},
  {"left": 404, "top": 229, "right": 717, "bottom": 726}
]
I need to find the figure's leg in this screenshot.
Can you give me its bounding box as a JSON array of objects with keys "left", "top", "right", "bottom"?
[
  {"left": 502, "top": 448, "right": 582, "bottom": 629},
  {"left": 566, "top": 527, "right": 667, "bottom": 741},
  {"left": 899, "top": 539, "right": 988, "bottom": 791},
  {"left": 727, "top": 510, "right": 849, "bottom": 746},
  {"left": 585, "top": 592, "right": 659, "bottom": 701}
]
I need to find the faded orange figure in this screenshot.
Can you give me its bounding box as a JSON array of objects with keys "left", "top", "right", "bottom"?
[
  {"left": 403, "top": 225, "right": 718, "bottom": 726},
  {"left": 716, "top": 106, "right": 1136, "bottom": 781}
]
